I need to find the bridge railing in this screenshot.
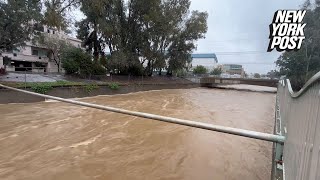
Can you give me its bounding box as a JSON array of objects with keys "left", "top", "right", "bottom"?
[
  {"left": 200, "top": 77, "right": 278, "bottom": 87},
  {"left": 274, "top": 72, "right": 320, "bottom": 180}
]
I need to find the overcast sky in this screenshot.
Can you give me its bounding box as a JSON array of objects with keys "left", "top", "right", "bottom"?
[
  {"left": 190, "top": 0, "right": 305, "bottom": 74},
  {"left": 72, "top": 0, "right": 306, "bottom": 74}
]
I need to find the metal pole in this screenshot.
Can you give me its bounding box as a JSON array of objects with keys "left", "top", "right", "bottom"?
[
  {"left": 24, "top": 69, "right": 27, "bottom": 89},
  {"left": 0, "top": 84, "right": 285, "bottom": 143}
]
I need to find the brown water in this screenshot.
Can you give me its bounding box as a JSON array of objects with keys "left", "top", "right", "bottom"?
[{"left": 0, "top": 88, "right": 275, "bottom": 180}]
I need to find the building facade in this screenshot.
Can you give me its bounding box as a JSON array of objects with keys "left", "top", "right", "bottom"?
[
  {"left": 0, "top": 26, "right": 82, "bottom": 73},
  {"left": 138, "top": 53, "right": 218, "bottom": 74},
  {"left": 221, "top": 64, "right": 245, "bottom": 78},
  {"left": 190, "top": 53, "right": 218, "bottom": 71}
]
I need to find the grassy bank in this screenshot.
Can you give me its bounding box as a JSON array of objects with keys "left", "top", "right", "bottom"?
[
  {"left": 0, "top": 81, "right": 86, "bottom": 88},
  {"left": 0, "top": 81, "right": 121, "bottom": 94}
]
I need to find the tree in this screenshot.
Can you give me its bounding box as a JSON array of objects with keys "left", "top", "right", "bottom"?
[
  {"left": 267, "top": 70, "right": 280, "bottom": 79},
  {"left": 254, "top": 73, "right": 261, "bottom": 78},
  {"left": 276, "top": 0, "right": 320, "bottom": 90},
  {"left": 167, "top": 10, "right": 208, "bottom": 75},
  {"left": 75, "top": 0, "right": 208, "bottom": 76},
  {"left": 193, "top": 65, "right": 207, "bottom": 74},
  {"left": 33, "top": 34, "right": 71, "bottom": 72},
  {"left": 0, "top": 0, "right": 42, "bottom": 52},
  {"left": 61, "top": 47, "right": 90, "bottom": 75},
  {"left": 61, "top": 46, "right": 106, "bottom": 77},
  {"left": 210, "top": 67, "right": 222, "bottom": 75},
  {"left": 76, "top": 0, "right": 112, "bottom": 63},
  {"left": 43, "top": 0, "right": 80, "bottom": 32}
]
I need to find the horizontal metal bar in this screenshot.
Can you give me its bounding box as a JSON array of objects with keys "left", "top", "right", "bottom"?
[{"left": 0, "top": 84, "right": 285, "bottom": 143}]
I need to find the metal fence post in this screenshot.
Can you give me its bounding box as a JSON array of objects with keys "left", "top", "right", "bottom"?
[{"left": 25, "top": 69, "right": 27, "bottom": 89}]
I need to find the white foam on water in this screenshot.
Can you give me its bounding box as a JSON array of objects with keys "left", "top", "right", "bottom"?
[{"left": 69, "top": 134, "right": 102, "bottom": 148}]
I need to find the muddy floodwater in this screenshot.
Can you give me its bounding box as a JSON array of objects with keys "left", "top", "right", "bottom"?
[{"left": 0, "top": 88, "right": 275, "bottom": 180}]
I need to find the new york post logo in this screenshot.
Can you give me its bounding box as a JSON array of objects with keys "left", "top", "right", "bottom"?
[{"left": 267, "top": 10, "right": 306, "bottom": 52}]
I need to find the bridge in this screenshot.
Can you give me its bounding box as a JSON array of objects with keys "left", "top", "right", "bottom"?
[
  {"left": 200, "top": 77, "right": 278, "bottom": 87},
  {"left": 0, "top": 71, "right": 320, "bottom": 180}
]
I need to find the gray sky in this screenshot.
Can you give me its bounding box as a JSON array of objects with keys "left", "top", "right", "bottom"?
[
  {"left": 71, "top": 0, "right": 306, "bottom": 74},
  {"left": 190, "top": 0, "right": 305, "bottom": 74}
]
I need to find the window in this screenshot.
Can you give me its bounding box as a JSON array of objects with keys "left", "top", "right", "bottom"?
[
  {"left": 47, "top": 29, "right": 50, "bottom": 33},
  {"left": 53, "top": 30, "right": 55, "bottom": 34},
  {"left": 32, "top": 49, "right": 38, "bottom": 56}
]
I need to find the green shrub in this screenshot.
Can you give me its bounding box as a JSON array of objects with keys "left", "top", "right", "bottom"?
[
  {"left": 31, "top": 83, "right": 53, "bottom": 94},
  {"left": 254, "top": 73, "right": 261, "bottom": 78},
  {"left": 100, "top": 55, "right": 107, "bottom": 68},
  {"left": 84, "top": 84, "right": 99, "bottom": 93},
  {"left": 61, "top": 47, "right": 108, "bottom": 77},
  {"left": 61, "top": 47, "right": 93, "bottom": 76},
  {"left": 210, "top": 67, "right": 222, "bottom": 75},
  {"left": 175, "top": 69, "right": 187, "bottom": 77},
  {"left": 108, "top": 82, "right": 119, "bottom": 90},
  {"left": 62, "top": 59, "right": 78, "bottom": 74},
  {"left": 193, "top": 65, "right": 208, "bottom": 74},
  {"left": 92, "top": 64, "right": 106, "bottom": 75}
]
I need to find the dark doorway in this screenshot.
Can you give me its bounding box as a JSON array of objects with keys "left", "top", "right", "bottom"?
[{"left": 13, "top": 61, "right": 32, "bottom": 71}]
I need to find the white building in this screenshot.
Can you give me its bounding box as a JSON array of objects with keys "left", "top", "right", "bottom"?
[
  {"left": 0, "top": 26, "right": 82, "bottom": 73},
  {"left": 138, "top": 53, "right": 218, "bottom": 73},
  {"left": 190, "top": 53, "right": 218, "bottom": 71},
  {"left": 221, "top": 64, "right": 245, "bottom": 78}
]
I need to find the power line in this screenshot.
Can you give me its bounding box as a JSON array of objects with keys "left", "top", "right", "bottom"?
[
  {"left": 197, "top": 62, "right": 275, "bottom": 65},
  {"left": 215, "top": 52, "right": 269, "bottom": 55},
  {"left": 201, "top": 38, "right": 258, "bottom": 43},
  {"left": 222, "top": 62, "right": 275, "bottom": 65},
  {"left": 196, "top": 51, "right": 278, "bottom": 56}
]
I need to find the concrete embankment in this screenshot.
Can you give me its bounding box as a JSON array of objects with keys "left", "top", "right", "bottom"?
[{"left": 0, "top": 83, "right": 199, "bottom": 103}]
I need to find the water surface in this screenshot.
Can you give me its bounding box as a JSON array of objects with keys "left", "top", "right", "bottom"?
[{"left": 0, "top": 88, "right": 275, "bottom": 180}]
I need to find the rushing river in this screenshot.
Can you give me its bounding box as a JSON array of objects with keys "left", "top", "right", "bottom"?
[{"left": 0, "top": 88, "right": 275, "bottom": 180}]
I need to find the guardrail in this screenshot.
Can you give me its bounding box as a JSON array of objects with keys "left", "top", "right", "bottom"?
[{"left": 274, "top": 71, "right": 320, "bottom": 180}]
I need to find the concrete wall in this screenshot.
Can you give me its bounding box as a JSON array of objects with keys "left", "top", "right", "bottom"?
[
  {"left": 48, "top": 61, "right": 59, "bottom": 72},
  {"left": 0, "top": 84, "right": 199, "bottom": 104},
  {"left": 0, "top": 29, "right": 82, "bottom": 73},
  {"left": 200, "top": 77, "right": 278, "bottom": 87},
  {"left": 19, "top": 46, "right": 32, "bottom": 56},
  {"left": 67, "top": 38, "right": 82, "bottom": 48}
]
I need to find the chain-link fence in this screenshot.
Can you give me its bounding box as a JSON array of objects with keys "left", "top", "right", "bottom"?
[{"left": 1, "top": 67, "right": 64, "bottom": 83}]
